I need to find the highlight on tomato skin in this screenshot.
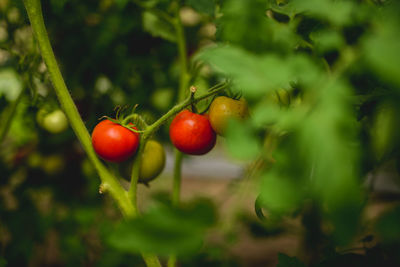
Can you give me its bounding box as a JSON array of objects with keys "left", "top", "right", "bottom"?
[
  {"left": 91, "top": 119, "right": 140, "bottom": 162},
  {"left": 169, "top": 110, "right": 217, "bottom": 155}
]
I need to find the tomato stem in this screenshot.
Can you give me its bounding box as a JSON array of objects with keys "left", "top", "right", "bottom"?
[
  {"left": 144, "top": 82, "right": 228, "bottom": 136},
  {"left": 190, "top": 86, "right": 197, "bottom": 113}
]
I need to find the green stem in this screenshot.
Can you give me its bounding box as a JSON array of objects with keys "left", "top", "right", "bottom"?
[
  {"left": 171, "top": 150, "right": 183, "bottom": 206},
  {"left": 173, "top": 5, "right": 190, "bottom": 102},
  {"left": 145, "top": 83, "right": 227, "bottom": 135},
  {"left": 168, "top": 4, "right": 189, "bottom": 267},
  {"left": 0, "top": 83, "right": 26, "bottom": 143},
  {"left": 128, "top": 134, "right": 148, "bottom": 215},
  {"left": 167, "top": 255, "right": 177, "bottom": 267},
  {"left": 142, "top": 253, "right": 162, "bottom": 267}
]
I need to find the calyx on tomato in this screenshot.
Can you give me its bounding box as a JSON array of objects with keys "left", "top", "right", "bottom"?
[
  {"left": 91, "top": 119, "right": 140, "bottom": 162},
  {"left": 91, "top": 109, "right": 144, "bottom": 162}
]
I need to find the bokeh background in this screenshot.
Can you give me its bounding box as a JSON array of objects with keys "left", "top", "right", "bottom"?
[{"left": 1, "top": 0, "right": 400, "bottom": 266}]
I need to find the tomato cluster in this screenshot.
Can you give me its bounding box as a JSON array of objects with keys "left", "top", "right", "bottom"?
[
  {"left": 90, "top": 95, "right": 248, "bottom": 184},
  {"left": 91, "top": 119, "right": 166, "bottom": 183},
  {"left": 169, "top": 96, "right": 248, "bottom": 155}
]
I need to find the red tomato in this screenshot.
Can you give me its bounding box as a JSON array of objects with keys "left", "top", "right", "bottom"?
[
  {"left": 91, "top": 119, "right": 139, "bottom": 162},
  {"left": 169, "top": 110, "right": 216, "bottom": 155}
]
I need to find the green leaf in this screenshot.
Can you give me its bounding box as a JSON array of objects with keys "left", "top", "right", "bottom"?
[
  {"left": 198, "top": 46, "right": 289, "bottom": 98},
  {"left": 260, "top": 172, "right": 303, "bottom": 214},
  {"left": 186, "top": 0, "right": 215, "bottom": 16},
  {"left": 277, "top": 253, "right": 307, "bottom": 267},
  {"left": 107, "top": 198, "right": 216, "bottom": 256},
  {"left": 363, "top": 19, "right": 400, "bottom": 87},
  {"left": 142, "top": 11, "right": 176, "bottom": 42},
  {"left": 225, "top": 119, "right": 261, "bottom": 161},
  {"left": 290, "top": 0, "right": 356, "bottom": 26},
  {"left": 370, "top": 102, "right": 399, "bottom": 160},
  {"left": 375, "top": 206, "right": 400, "bottom": 244},
  {"left": 198, "top": 46, "right": 321, "bottom": 98},
  {"left": 310, "top": 30, "right": 345, "bottom": 53},
  {"left": 217, "top": 0, "right": 274, "bottom": 52}
]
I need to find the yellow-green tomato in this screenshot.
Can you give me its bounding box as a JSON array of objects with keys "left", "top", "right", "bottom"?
[
  {"left": 208, "top": 96, "right": 249, "bottom": 136},
  {"left": 139, "top": 140, "right": 166, "bottom": 183},
  {"left": 42, "top": 109, "right": 68, "bottom": 134}
]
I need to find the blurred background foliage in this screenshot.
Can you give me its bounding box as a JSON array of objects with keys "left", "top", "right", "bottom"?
[{"left": 0, "top": 0, "right": 400, "bottom": 266}]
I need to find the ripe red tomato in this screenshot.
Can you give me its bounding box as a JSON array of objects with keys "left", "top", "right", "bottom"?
[
  {"left": 169, "top": 110, "right": 216, "bottom": 155},
  {"left": 91, "top": 119, "right": 139, "bottom": 162}
]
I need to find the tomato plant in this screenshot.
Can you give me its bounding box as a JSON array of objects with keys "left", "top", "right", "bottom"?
[
  {"left": 91, "top": 119, "right": 139, "bottom": 162},
  {"left": 208, "top": 96, "right": 248, "bottom": 136},
  {"left": 3, "top": 0, "right": 399, "bottom": 266},
  {"left": 169, "top": 110, "right": 216, "bottom": 155},
  {"left": 139, "top": 140, "right": 166, "bottom": 183}
]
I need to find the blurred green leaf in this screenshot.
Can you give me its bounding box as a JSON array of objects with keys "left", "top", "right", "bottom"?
[
  {"left": 376, "top": 206, "right": 400, "bottom": 244},
  {"left": 198, "top": 46, "right": 273, "bottom": 98},
  {"left": 310, "top": 30, "right": 345, "bottom": 53},
  {"left": 186, "top": 0, "right": 215, "bottom": 16},
  {"left": 277, "top": 253, "right": 307, "bottom": 267},
  {"left": 217, "top": 0, "right": 273, "bottom": 52},
  {"left": 198, "top": 45, "right": 321, "bottom": 98},
  {"left": 290, "top": 0, "right": 356, "bottom": 26},
  {"left": 363, "top": 19, "right": 400, "bottom": 87},
  {"left": 142, "top": 11, "right": 176, "bottom": 42},
  {"left": 370, "top": 102, "right": 399, "bottom": 160},
  {"left": 299, "top": 79, "right": 364, "bottom": 244},
  {"left": 260, "top": 172, "right": 303, "bottom": 214},
  {"left": 225, "top": 119, "right": 261, "bottom": 161},
  {"left": 108, "top": 198, "right": 216, "bottom": 256}
]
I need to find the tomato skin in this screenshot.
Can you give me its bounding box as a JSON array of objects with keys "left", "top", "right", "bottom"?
[
  {"left": 169, "top": 110, "right": 216, "bottom": 155},
  {"left": 91, "top": 119, "right": 139, "bottom": 162},
  {"left": 208, "top": 96, "right": 248, "bottom": 136},
  {"left": 139, "top": 140, "right": 166, "bottom": 183}
]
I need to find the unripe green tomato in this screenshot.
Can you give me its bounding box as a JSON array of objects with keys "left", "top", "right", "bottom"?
[
  {"left": 139, "top": 140, "right": 166, "bottom": 183},
  {"left": 208, "top": 96, "right": 249, "bottom": 136},
  {"left": 42, "top": 109, "right": 68, "bottom": 134}
]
